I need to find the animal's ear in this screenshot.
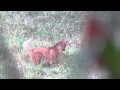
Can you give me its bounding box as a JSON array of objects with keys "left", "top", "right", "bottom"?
[{"left": 65, "top": 38, "right": 69, "bottom": 43}]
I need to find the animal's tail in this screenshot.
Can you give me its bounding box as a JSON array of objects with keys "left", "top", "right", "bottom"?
[{"left": 23, "top": 38, "right": 33, "bottom": 51}]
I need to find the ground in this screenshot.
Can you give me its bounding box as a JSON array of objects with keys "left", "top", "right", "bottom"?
[{"left": 0, "top": 11, "right": 114, "bottom": 79}]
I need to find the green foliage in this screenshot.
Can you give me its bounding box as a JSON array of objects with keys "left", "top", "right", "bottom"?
[{"left": 103, "top": 40, "right": 120, "bottom": 78}]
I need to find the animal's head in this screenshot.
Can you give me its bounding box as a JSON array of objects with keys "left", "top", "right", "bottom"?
[{"left": 55, "top": 38, "right": 69, "bottom": 53}]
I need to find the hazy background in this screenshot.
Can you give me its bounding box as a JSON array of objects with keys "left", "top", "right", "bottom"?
[{"left": 0, "top": 11, "right": 119, "bottom": 79}]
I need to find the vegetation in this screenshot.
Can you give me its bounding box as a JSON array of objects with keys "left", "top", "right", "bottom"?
[{"left": 0, "top": 11, "right": 85, "bottom": 79}]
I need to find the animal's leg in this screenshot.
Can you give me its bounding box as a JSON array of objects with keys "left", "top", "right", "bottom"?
[
  {"left": 59, "top": 60, "right": 64, "bottom": 67},
  {"left": 49, "top": 55, "right": 57, "bottom": 66},
  {"left": 35, "top": 54, "right": 40, "bottom": 65},
  {"left": 30, "top": 53, "right": 40, "bottom": 65},
  {"left": 30, "top": 53, "right": 35, "bottom": 64}
]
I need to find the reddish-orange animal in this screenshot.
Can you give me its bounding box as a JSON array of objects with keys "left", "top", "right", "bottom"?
[{"left": 23, "top": 38, "right": 68, "bottom": 66}]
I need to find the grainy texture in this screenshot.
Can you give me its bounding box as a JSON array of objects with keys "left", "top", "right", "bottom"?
[{"left": 0, "top": 11, "right": 118, "bottom": 79}]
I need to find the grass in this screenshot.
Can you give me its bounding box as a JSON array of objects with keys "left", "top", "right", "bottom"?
[
  {"left": 0, "top": 11, "right": 112, "bottom": 79},
  {"left": 0, "top": 11, "right": 85, "bottom": 79},
  {"left": 0, "top": 11, "right": 113, "bottom": 79}
]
